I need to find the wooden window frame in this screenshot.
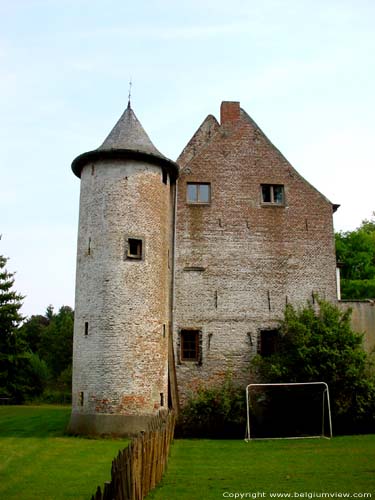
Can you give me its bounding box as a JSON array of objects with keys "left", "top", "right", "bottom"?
[
  {"left": 186, "top": 183, "right": 211, "bottom": 204},
  {"left": 179, "top": 329, "right": 201, "bottom": 362},
  {"left": 261, "top": 184, "right": 285, "bottom": 205},
  {"left": 125, "top": 236, "right": 144, "bottom": 260}
]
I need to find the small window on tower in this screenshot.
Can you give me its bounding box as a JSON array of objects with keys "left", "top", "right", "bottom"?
[
  {"left": 261, "top": 184, "right": 285, "bottom": 205},
  {"left": 180, "top": 330, "right": 200, "bottom": 361},
  {"left": 126, "top": 238, "right": 143, "bottom": 260},
  {"left": 187, "top": 183, "right": 211, "bottom": 204}
]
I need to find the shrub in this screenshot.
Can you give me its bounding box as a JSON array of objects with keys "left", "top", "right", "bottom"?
[
  {"left": 251, "top": 298, "right": 375, "bottom": 434},
  {"left": 177, "top": 378, "right": 246, "bottom": 438}
]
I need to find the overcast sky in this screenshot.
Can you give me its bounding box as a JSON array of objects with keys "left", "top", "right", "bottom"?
[{"left": 1, "top": 0, "right": 374, "bottom": 317}]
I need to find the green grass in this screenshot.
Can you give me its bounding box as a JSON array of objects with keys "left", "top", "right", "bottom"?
[
  {"left": 2, "top": 408, "right": 374, "bottom": 500},
  {"left": 148, "top": 437, "right": 375, "bottom": 499},
  {"left": 0, "top": 405, "right": 129, "bottom": 500}
]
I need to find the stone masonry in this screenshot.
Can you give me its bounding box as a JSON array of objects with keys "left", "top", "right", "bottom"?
[
  {"left": 69, "top": 100, "right": 338, "bottom": 435},
  {"left": 174, "top": 101, "right": 337, "bottom": 403},
  {"left": 69, "top": 104, "right": 178, "bottom": 435}
]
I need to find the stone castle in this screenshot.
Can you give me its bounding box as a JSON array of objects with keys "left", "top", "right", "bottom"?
[{"left": 69, "top": 101, "right": 339, "bottom": 435}]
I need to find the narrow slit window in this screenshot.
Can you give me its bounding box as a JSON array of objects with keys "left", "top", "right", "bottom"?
[
  {"left": 261, "top": 184, "right": 285, "bottom": 205},
  {"left": 127, "top": 238, "right": 143, "bottom": 260},
  {"left": 187, "top": 183, "right": 211, "bottom": 204},
  {"left": 160, "top": 393, "right": 164, "bottom": 407},
  {"left": 79, "top": 391, "right": 84, "bottom": 406},
  {"left": 84, "top": 322, "right": 89, "bottom": 336}
]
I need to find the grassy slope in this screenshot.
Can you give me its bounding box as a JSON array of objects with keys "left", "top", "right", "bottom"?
[
  {"left": 148, "top": 437, "right": 375, "bottom": 499},
  {"left": 0, "top": 406, "right": 129, "bottom": 500}
]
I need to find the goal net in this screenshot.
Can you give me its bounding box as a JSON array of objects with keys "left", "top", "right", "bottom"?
[{"left": 245, "top": 382, "right": 332, "bottom": 441}]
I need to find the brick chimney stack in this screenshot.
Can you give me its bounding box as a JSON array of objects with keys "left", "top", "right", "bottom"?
[{"left": 220, "top": 101, "right": 240, "bottom": 125}]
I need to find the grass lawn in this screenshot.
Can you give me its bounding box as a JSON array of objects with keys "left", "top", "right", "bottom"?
[
  {"left": 148, "top": 436, "right": 375, "bottom": 499},
  {"left": 0, "top": 405, "right": 129, "bottom": 500}
]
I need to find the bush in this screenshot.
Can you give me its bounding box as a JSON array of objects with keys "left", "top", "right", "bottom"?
[
  {"left": 251, "top": 298, "right": 375, "bottom": 434},
  {"left": 177, "top": 378, "right": 246, "bottom": 438}
]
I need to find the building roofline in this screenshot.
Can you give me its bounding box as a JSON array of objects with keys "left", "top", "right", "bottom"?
[{"left": 71, "top": 148, "right": 179, "bottom": 179}]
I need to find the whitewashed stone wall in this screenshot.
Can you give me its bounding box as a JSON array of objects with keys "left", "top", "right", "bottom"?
[{"left": 71, "top": 159, "right": 172, "bottom": 421}]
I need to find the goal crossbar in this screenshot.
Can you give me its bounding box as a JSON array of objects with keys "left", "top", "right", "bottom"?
[{"left": 245, "top": 382, "right": 332, "bottom": 441}]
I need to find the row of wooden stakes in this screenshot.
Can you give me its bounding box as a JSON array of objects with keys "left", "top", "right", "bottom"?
[{"left": 91, "top": 409, "right": 176, "bottom": 500}]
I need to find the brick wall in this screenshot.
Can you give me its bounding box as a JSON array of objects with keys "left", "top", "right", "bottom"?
[{"left": 174, "top": 102, "right": 337, "bottom": 403}]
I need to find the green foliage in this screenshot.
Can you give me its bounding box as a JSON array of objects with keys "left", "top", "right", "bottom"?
[
  {"left": 339, "top": 279, "right": 375, "bottom": 300},
  {"left": 0, "top": 250, "right": 28, "bottom": 402},
  {"left": 252, "top": 298, "right": 375, "bottom": 433},
  {"left": 177, "top": 377, "right": 246, "bottom": 438},
  {"left": 18, "top": 305, "right": 73, "bottom": 403},
  {"left": 336, "top": 212, "right": 375, "bottom": 299},
  {"left": 0, "top": 242, "right": 73, "bottom": 403},
  {"left": 0, "top": 254, "right": 24, "bottom": 349}
]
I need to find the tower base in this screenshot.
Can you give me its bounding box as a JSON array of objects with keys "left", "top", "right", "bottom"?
[{"left": 67, "top": 412, "right": 153, "bottom": 437}]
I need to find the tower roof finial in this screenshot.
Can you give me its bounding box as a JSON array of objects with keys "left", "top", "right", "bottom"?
[{"left": 127, "top": 77, "right": 132, "bottom": 109}]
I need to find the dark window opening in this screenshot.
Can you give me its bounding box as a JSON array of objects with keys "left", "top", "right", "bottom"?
[
  {"left": 84, "top": 322, "right": 89, "bottom": 336},
  {"left": 180, "top": 330, "right": 200, "bottom": 361},
  {"left": 259, "top": 329, "right": 279, "bottom": 357},
  {"left": 127, "top": 238, "right": 143, "bottom": 259},
  {"left": 162, "top": 169, "right": 168, "bottom": 184},
  {"left": 261, "top": 184, "right": 284, "bottom": 205},
  {"left": 160, "top": 392, "right": 164, "bottom": 407},
  {"left": 187, "top": 183, "right": 211, "bottom": 204},
  {"left": 163, "top": 324, "right": 166, "bottom": 338},
  {"left": 79, "top": 391, "right": 84, "bottom": 406}
]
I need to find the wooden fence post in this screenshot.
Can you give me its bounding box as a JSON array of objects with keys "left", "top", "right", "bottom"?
[{"left": 91, "top": 410, "right": 175, "bottom": 500}]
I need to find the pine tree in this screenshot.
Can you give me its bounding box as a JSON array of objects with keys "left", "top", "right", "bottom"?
[
  {"left": 0, "top": 251, "right": 25, "bottom": 400},
  {"left": 0, "top": 254, "right": 24, "bottom": 346}
]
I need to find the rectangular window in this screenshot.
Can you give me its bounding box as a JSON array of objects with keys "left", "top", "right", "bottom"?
[
  {"left": 259, "top": 329, "right": 279, "bottom": 357},
  {"left": 180, "top": 330, "right": 200, "bottom": 361},
  {"left": 126, "top": 238, "right": 143, "bottom": 260},
  {"left": 187, "top": 183, "right": 211, "bottom": 204},
  {"left": 261, "top": 184, "right": 285, "bottom": 205},
  {"left": 79, "top": 391, "right": 84, "bottom": 406},
  {"left": 84, "top": 322, "right": 89, "bottom": 336}
]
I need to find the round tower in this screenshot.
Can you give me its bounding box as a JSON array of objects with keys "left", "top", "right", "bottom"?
[{"left": 69, "top": 103, "right": 178, "bottom": 436}]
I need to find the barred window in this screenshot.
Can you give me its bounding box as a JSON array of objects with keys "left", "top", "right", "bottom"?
[{"left": 180, "top": 330, "right": 200, "bottom": 361}]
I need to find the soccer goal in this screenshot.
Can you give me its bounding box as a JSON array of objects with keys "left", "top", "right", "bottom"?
[{"left": 245, "top": 382, "right": 332, "bottom": 441}]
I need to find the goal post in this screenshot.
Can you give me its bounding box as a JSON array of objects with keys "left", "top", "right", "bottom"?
[{"left": 245, "top": 382, "right": 332, "bottom": 441}]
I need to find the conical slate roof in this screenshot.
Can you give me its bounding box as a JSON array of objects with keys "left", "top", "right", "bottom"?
[
  {"left": 98, "top": 103, "right": 166, "bottom": 158},
  {"left": 72, "top": 103, "right": 178, "bottom": 179}
]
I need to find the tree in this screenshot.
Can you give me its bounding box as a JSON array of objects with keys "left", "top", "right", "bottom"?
[
  {"left": 251, "top": 299, "right": 375, "bottom": 433},
  {"left": 0, "top": 250, "right": 25, "bottom": 401},
  {"left": 336, "top": 213, "right": 375, "bottom": 299},
  {"left": 0, "top": 244, "right": 51, "bottom": 402},
  {"left": 40, "top": 305, "right": 73, "bottom": 378},
  {"left": 19, "top": 305, "right": 73, "bottom": 402}
]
